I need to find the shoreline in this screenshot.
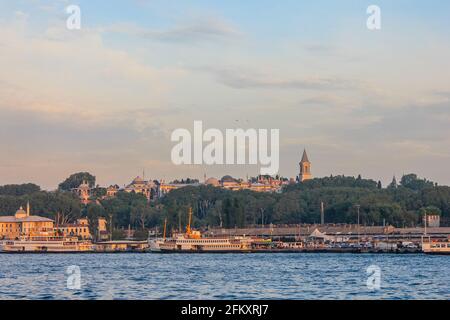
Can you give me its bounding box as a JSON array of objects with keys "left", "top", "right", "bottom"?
[{"left": 0, "top": 249, "right": 440, "bottom": 255}]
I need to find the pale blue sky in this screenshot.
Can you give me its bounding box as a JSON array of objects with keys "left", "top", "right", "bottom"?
[{"left": 0, "top": 0, "right": 449, "bottom": 189}]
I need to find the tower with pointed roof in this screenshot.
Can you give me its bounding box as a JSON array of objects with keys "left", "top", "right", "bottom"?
[
  {"left": 388, "top": 175, "right": 398, "bottom": 189},
  {"left": 299, "top": 149, "right": 312, "bottom": 182}
]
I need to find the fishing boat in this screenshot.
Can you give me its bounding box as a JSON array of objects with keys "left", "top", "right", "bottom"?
[{"left": 149, "top": 209, "right": 254, "bottom": 253}]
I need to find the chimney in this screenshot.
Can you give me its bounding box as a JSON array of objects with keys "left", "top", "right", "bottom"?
[{"left": 26, "top": 201, "right": 30, "bottom": 216}]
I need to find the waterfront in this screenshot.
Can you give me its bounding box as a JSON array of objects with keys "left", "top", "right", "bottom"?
[{"left": 0, "top": 253, "right": 448, "bottom": 300}]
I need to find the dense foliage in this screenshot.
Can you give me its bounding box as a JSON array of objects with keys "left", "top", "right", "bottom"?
[
  {"left": 58, "top": 172, "right": 96, "bottom": 191},
  {"left": 156, "top": 175, "right": 450, "bottom": 230},
  {"left": 0, "top": 183, "right": 40, "bottom": 196}
]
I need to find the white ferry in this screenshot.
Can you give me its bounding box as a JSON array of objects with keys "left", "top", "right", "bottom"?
[
  {"left": 149, "top": 209, "right": 254, "bottom": 253},
  {"left": 0, "top": 236, "right": 93, "bottom": 253},
  {"left": 151, "top": 234, "right": 254, "bottom": 253}
]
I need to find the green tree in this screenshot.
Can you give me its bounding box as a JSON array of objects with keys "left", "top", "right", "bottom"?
[
  {"left": 419, "top": 206, "right": 442, "bottom": 216},
  {"left": 85, "top": 203, "right": 106, "bottom": 241},
  {"left": 58, "top": 172, "right": 96, "bottom": 191},
  {"left": 400, "top": 174, "right": 434, "bottom": 191},
  {"left": 0, "top": 183, "right": 40, "bottom": 196}
]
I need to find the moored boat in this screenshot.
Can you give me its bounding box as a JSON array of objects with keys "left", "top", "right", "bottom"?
[
  {"left": 422, "top": 238, "right": 450, "bottom": 255},
  {"left": 0, "top": 236, "right": 93, "bottom": 253},
  {"left": 149, "top": 209, "right": 255, "bottom": 253}
]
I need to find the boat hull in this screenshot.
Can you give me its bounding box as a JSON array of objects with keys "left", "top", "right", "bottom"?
[
  {"left": 424, "top": 252, "right": 450, "bottom": 255},
  {"left": 156, "top": 248, "right": 253, "bottom": 253}
]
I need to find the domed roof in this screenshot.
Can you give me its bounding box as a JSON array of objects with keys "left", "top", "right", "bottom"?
[
  {"left": 132, "top": 176, "right": 145, "bottom": 184},
  {"left": 78, "top": 180, "right": 90, "bottom": 188},
  {"left": 15, "top": 206, "right": 27, "bottom": 218},
  {"left": 205, "top": 177, "right": 220, "bottom": 186},
  {"left": 221, "top": 175, "right": 237, "bottom": 183}
]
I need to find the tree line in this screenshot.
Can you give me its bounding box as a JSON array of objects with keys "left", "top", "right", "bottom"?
[{"left": 0, "top": 173, "right": 449, "bottom": 240}]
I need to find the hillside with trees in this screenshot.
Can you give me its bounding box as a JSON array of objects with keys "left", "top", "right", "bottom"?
[
  {"left": 0, "top": 173, "right": 449, "bottom": 239},
  {"left": 155, "top": 174, "right": 449, "bottom": 230}
]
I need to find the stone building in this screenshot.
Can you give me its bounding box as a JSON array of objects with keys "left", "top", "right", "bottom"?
[{"left": 57, "top": 218, "right": 91, "bottom": 240}]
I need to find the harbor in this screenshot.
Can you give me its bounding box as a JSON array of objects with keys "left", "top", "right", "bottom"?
[
  {"left": 146, "top": 209, "right": 449, "bottom": 255},
  {"left": 1, "top": 205, "right": 449, "bottom": 255}
]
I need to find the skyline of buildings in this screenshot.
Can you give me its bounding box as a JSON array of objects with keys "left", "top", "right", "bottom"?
[
  {"left": 0, "top": 145, "right": 443, "bottom": 198},
  {"left": 73, "top": 150, "right": 314, "bottom": 203}
]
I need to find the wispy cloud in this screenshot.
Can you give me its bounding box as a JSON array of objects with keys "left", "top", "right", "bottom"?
[
  {"left": 1, "top": 1, "right": 450, "bottom": 187},
  {"left": 101, "top": 17, "right": 241, "bottom": 43},
  {"left": 200, "top": 67, "right": 358, "bottom": 91}
]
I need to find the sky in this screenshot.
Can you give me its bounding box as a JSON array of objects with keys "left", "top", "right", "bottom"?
[{"left": 0, "top": 0, "right": 449, "bottom": 190}]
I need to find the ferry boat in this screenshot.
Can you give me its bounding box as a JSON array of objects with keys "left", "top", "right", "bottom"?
[
  {"left": 149, "top": 209, "right": 255, "bottom": 253},
  {"left": 422, "top": 238, "right": 450, "bottom": 255},
  {"left": 0, "top": 235, "right": 93, "bottom": 253}
]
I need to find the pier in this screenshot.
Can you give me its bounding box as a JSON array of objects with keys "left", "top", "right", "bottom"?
[{"left": 205, "top": 225, "right": 450, "bottom": 243}]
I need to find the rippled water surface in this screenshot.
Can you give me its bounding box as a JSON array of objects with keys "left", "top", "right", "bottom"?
[{"left": 0, "top": 253, "right": 449, "bottom": 300}]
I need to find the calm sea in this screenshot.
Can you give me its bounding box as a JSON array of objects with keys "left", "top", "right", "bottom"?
[{"left": 0, "top": 253, "right": 448, "bottom": 300}]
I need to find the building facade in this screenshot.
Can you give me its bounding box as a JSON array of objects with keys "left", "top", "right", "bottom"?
[
  {"left": 0, "top": 204, "right": 54, "bottom": 240},
  {"left": 124, "top": 176, "right": 159, "bottom": 201},
  {"left": 424, "top": 215, "right": 440, "bottom": 228},
  {"left": 98, "top": 217, "right": 109, "bottom": 241},
  {"left": 106, "top": 185, "right": 120, "bottom": 198},
  {"left": 204, "top": 175, "right": 286, "bottom": 193},
  {"left": 57, "top": 218, "right": 91, "bottom": 240}
]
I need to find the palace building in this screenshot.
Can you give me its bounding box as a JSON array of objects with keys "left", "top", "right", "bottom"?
[
  {"left": 124, "top": 176, "right": 159, "bottom": 200},
  {"left": 205, "top": 175, "right": 287, "bottom": 193},
  {"left": 0, "top": 203, "right": 54, "bottom": 240},
  {"left": 102, "top": 149, "right": 313, "bottom": 199}
]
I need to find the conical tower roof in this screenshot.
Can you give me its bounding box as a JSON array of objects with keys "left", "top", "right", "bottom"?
[{"left": 301, "top": 149, "right": 310, "bottom": 163}]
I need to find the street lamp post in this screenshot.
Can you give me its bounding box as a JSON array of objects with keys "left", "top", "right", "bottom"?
[
  {"left": 356, "top": 205, "right": 361, "bottom": 246},
  {"left": 109, "top": 214, "right": 113, "bottom": 241},
  {"left": 424, "top": 211, "right": 427, "bottom": 236}
]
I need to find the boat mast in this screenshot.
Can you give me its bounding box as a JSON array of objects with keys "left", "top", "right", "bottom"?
[{"left": 186, "top": 207, "right": 192, "bottom": 235}]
